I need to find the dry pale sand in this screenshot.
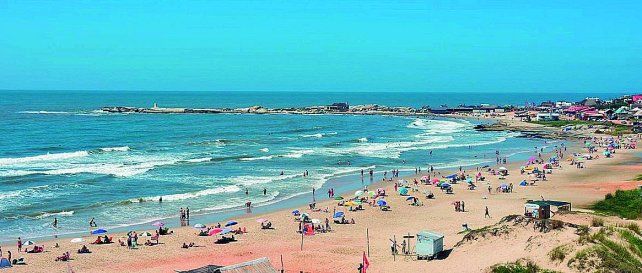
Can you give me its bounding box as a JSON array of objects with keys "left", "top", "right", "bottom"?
[{"left": 2, "top": 130, "right": 641, "bottom": 273}]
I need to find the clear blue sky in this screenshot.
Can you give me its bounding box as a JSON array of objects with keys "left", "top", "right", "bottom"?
[{"left": 0, "top": 0, "right": 640, "bottom": 92}]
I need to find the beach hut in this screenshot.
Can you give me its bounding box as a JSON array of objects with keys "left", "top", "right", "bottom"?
[
  {"left": 416, "top": 231, "right": 444, "bottom": 260},
  {"left": 524, "top": 202, "right": 551, "bottom": 219}
]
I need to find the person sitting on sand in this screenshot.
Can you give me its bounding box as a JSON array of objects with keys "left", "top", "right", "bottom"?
[
  {"left": 92, "top": 236, "right": 102, "bottom": 244},
  {"left": 77, "top": 245, "right": 91, "bottom": 254},
  {"left": 350, "top": 218, "right": 355, "bottom": 224}
]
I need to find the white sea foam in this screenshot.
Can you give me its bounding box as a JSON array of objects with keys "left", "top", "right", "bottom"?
[
  {"left": 139, "top": 185, "right": 241, "bottom": 202},
  {"left": 36, "top": 211, "right": 74, "bottom": 219},
  {"left": 99, "top": 146, "right": 130, "bottom": 152},
  {"left": 301, "top": 133, "right": 323, "bottom": 138},
  {"left": 259, "top": 148, "right": 269, "bottom": 152},
  {"left": 239, "top": 155, "right": 274, "bottom": 161},
  {"left": 229, "top": 173, "right": 303, "bottom": 186},
  {"left": 0, "top": 151, "right": 90, "bottom": 166},
  {"left": 184, "top": 157, "right": 212, "bottom": 163},
  {"left": 357, "top": 137, "right": 368, "bottom": 142},
  {"left": 0, "top": 159, "right": 181, "bottom": 178},
  {"left": 281, "top": 149, "right": 314, "bottom": 158},
  {"left": 18, "top": 110, "right": 71, "bottom": 115},
  {"left": 407, "top": 118, "right": 470, "bottom": 134}
]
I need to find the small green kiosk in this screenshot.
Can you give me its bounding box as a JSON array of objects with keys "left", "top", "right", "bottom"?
[{"left": 416, "top": 230, "right": 444, "bottom": 260}]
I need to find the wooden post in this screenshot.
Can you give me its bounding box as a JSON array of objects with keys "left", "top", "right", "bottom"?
[
  {"left": 280, "top": 255, "right": 284, "bottom": 273},
  {"left": 300, "top": 230, "right": 304, "bottom": 251},
  {"left": 393, "top": 235, "right": 396, "bottom": 261},
  {"left": 366, "top": 228, "right": 370, "bottom": 257}
]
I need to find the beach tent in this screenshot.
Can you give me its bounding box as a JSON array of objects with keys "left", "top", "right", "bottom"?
[
  {"left": 0, "top": 258, "right": 11, "bottom": 269},
  {"left": 333, "top": 212, "right": 344, "bottom": 218},
  {"left": 91, "top": 229, "right": 107, "bottom": 235},
  {"left": 398, "top": 187, "right": 409, "bottom": 196},
  {"left": 519, "top": 180, "right": 528, "bottom": 186}
]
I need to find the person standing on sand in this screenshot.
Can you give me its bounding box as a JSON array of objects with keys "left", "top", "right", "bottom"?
[
  {"left": 186, "top": 207, "right": 190, "bottom": 221},
  {"left": 461, "top": 201, "right": 465, "bottom": 212},
  {"left": 487, "top": 185, "right": 492, "bottom": 194},
  {"left": 485, "top": 206, "right": 490, "bottom": 218},
  {"left": 17, "top": 237, "right": 22, "bottom": 252}
]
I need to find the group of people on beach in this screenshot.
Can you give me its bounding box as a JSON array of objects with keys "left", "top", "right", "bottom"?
[{"left": 179, "top": 207, "right": 190, "bottom": 226}]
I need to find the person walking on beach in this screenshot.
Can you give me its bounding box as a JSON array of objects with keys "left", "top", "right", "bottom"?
[
  {"left": 17, "top": 237, "right": 22, "bottom": 253},
  {"left": 461, "top": 201, "right": 465, "bottom": 212},
  {"left": 485, "top": 206, "right": 490, "bottom": 218}
]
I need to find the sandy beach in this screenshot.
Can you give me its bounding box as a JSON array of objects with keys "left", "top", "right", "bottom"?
[{"left": 2, "top": 116, "right": 641, "bottom": 273}]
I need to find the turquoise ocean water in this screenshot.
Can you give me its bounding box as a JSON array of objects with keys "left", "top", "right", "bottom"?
[{"left": 0, "top": 91, "right": 624, "bottom": 241}]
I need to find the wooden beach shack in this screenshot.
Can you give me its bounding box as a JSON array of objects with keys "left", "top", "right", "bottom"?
[
  {"left": 525, "top": 200, "right": 572, "bottom": 219},
  {"left": 416, "top": 231, "right": 444, "bottom": 260}
]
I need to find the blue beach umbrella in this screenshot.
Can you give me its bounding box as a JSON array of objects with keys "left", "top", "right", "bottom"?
[
  {"left": 445, "top": 174, "right": 457, "bottom": 179},
  {"left": 91, "top": 229, "right": 107, "bottom": 235},
  {"left": 440, "top": 183, "right": 451, "bottom": 188},
  {"left": 225, "top": 221, "right": 238, "bottom": 227},
  {"left": 292, "top": 209, "right": 300, "bottom": 215},
  {"left": 333, "top": 212, "right": 344, "bottom": 218},
  {"left": 219, "top": 228, "right": 232, "bottom": 235},
  {"left": 405, "top": 196, "right": 415, "bottom": 201},
  {"left": 376, "top": 200, "right": 387, "bottom": 206}
]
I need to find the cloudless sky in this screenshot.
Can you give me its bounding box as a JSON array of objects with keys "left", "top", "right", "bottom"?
[{"left": 1, "top": 0, "right": 641, "bottom": 92}]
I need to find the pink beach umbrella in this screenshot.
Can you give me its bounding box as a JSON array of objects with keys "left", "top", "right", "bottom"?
[{"left": 208, "top": 228, "right": 223, "bottom": 236}]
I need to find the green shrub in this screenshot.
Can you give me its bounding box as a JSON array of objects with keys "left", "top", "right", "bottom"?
[
  {"left": 591, "top": 189, "right": 642, "bottom": 219},
  {"left": 591, "top": 217, "right": 605, "bottom": 227},
  {"left": 549, "top": 244, "right": 571, "bottom": 262}
]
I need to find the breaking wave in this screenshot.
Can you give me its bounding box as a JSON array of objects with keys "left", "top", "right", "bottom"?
[{"left": 137, "top": 185, "right": 241, "bottom": 202}]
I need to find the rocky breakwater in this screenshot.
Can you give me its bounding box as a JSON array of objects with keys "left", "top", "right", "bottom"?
[{"left": 474, "top": 121, "right": 578, "bottom": 140}]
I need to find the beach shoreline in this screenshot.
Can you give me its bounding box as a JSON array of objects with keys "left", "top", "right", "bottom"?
[{"left": 2, "top": 116, "right": 641, "bottom": 273}]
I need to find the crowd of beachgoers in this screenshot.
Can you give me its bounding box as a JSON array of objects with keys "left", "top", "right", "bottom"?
[{"left": 1, "top": 115, "right": 641, "bottom": 273}]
